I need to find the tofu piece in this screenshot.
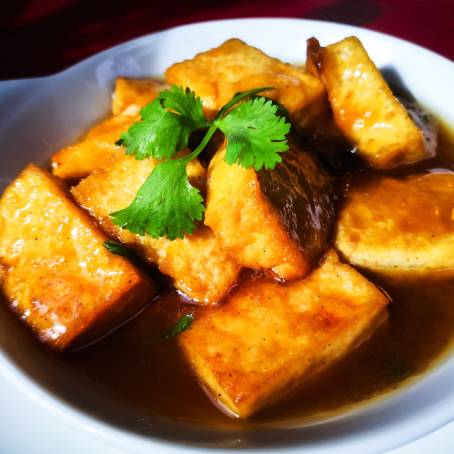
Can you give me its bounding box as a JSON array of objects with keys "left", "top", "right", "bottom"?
[
  {"left": 307, "top": 37, "right": 432, "bottom": 168},
  {"left": 112, "top": 77, "right": 167, "bottom": 115},
  {"left": 335, "top": 172, "right": 454, "bottom": 272},
  {"left": 205, "top": 141, "right": 335, "bottom": 280},
  {"left": 180, "top": 250, "right": 388, "bottom": 418},
  {"left": 83, "top": 112, "right": 139, "bottom": 143},
  {"left": 51, "top": 140, "right": 123, "bottom": 181},
  {"left": 0, "top": 165, "right": 155, "bottom": 350},
  {"left": 72, "top": 154, "right": 239, "bottom": 305},
  {"left": 51, "top": 113, "right": 138, "bottom": 180},
  {"left": 165, "top": 38, "right": 326, "bottom": 128}
]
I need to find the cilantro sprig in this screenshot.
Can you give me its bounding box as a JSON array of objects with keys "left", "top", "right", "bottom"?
[
  {"left": 217, "top": 97, "right": 290, "bottom": 170},
  {"left": 120, "top": 86, "right": 208, "bottom": 160},
  {"left": 111, "top": 160, "right": 204, "bottom": 239},
  {"left": 111, "top": 85, "right": 291, "bottom": 239}
]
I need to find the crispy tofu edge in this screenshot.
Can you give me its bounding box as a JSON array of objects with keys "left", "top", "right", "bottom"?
[
  {"left": 112, "top": 77, "right": 168, "bottom": 115},
  {"left": 307, "top": 36, "right": 428, "bottom": 169},
  {"left": 0, "top": 164, "right": 156, "bottom": 351},
  {"left": 179, "top": 251, "right": 389, "bottom": 418},
  {"left": 334, "top": 173, "right": 454, "bottom": 273},
  {"left": 165, "top": 38, "right": 327, "bottom": 129}
]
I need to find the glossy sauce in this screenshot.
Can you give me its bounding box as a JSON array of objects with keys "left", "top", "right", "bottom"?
[{"left": 64, "top": 124, "right": 454, "bottom": 426}]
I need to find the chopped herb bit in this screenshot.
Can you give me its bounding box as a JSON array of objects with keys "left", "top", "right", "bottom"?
[
  {"left": 103, "top": 240, "right": 133, "bottom": 259},
  {"left": 144, "top": 313, "right": 195, "bottom": 344},
  {"left": 160, "top": 313, "right": 195, "bottom": 339}
]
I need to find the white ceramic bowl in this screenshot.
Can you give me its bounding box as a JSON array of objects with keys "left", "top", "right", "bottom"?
[{"left": 0, "top": 18, "right": 453, "bottom": 454}]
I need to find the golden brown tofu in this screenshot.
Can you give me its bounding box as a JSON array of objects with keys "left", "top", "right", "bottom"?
[
  {"left": 180, "top": 250, "right": 388, "bottom": 418},
  {"left": 83, "top": 112, "right": 139, "bottom": 143},
  {"left": 51, "top": 114, "right": 138, "bottom": 180},
  {"left": 166, "top": 38, "right": 326, "bottom": 128},
  {"left": 205, "top": 140, "right": 335, "bottom": 280},
  {"left": 112, "top": 77, "right": 167, "bottom": 115},
  {"left": 335, "top": 173, "right": 454, "bottom": 272},
  {"left": 307, "top": 37, "right": 433, "bottom": 169},
  {"left": 72, "top": 154, "right": 239, "bottom": 304},
  {"left": 0, "top": 165, "right": 155, "bottom": 350},
  {"left": 51, "top": 140, "right": 123, "bottom": 181}
]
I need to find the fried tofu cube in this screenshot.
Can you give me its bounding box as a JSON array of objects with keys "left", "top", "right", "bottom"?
[
  {"left": 165, "top": 38, "right": 326, "bottom": 128},
  {"left": 0, "top": 165, "right": 155, "bottom": 350},
  {"left": 335, "top": 173, "right": 454, "bottom": 272},
  {"left": 180, "top": 250, "right": 388, "bottom": 418},
  {"left": 72, "top": 154, "right": 239, "bottom": 304},
  {"left": 52, "top": 77, "right": 167, "bottom": 181},
  {"left": 307, "top": 37, "right": 432, "bottom": 168},
  {"left": 156, "top": 227, "right": 240, "bottom": 303},
  {"left": 205, "top": 141, "right": 335, "bottom": 280},
  {"left": 51, "top": 140, "right": 123, "bottom": 181},
  {"left": 83, "top": 112, "right": 139, "bottom": 143},
  {"left": 51, "top": 113, "right": 138, "bottom": 180},
  {"left": 112, "top": 77, "right": 167, "bottom": 115}
]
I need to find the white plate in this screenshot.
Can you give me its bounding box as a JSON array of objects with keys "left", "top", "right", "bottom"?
[{"left": 0, "top": 18, "right": 454, "bottom": 454}]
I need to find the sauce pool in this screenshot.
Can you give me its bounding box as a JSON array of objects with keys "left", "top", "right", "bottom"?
[{"left": 64, "top": 124, "right": 454, "bottom": 426}]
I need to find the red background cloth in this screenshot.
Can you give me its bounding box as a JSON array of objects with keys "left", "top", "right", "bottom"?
[{"left": 1, "top": 0, "right": 453, "bottom": 80}]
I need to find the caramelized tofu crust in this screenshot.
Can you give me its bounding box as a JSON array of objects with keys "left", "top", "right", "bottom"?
[
  {"left": 0, "top": 165, "right": 155, "bottom": 350},
  {"left": 180, "top": 250, "right": 388, "bottom": 418},
  {"left": 165, "top": 38, "right": 326, "bottom": 127},
  {"left": 51, "top": 113, "right": 138, "bottom": 180},
  {"left": 72, "top": 155, "right": 239, "bottom": 304},
  {"left": 335, "top": 173, "right": 454, "bottom": 272},
  {"left": 307, "top": 37, "right": 432, "bottom": 169},
  {"left": 112, "top": 77, "right": 167, "bottom": 115},
  {"left": 205, "top": 141, "right": 335, "bottom": 280}
]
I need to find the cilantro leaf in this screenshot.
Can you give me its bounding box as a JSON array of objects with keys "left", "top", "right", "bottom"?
[
  {"left": 120, "top": 86, "right": 207, "bottom": 160},
  {"left": 120, "top": 99, "right": 186, "bottom": 160},
  {"left": 110, "top": 159, "right": 204, "bottom": 240},
  {"left": 215, "top": 86, "right": 274, "bottom": 119},
  {"left": 160, "top": 86, "right": 208, "bottom": 131},
  {"left": 216, "top": 97, "right": 291, "bottom": 171}
]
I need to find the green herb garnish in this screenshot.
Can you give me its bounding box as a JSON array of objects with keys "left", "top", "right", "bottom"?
[
  {"left": 111, "top": 160, "right": 204, "bottom": 239},
  {"left": 160, "top": 313, "right": 194, "bottom": 339},
  {"left": 217, "top": 97, "right": 290, "bottom": 170},
  {"left": 120, "top": 86, "right": 208, "bottom": 160},
  {"left": 144, "top": 313, "right": 195, "bottom": 344},
  {"left": 111, "top": 85, "right": 291, "bottom": 239},
  {"left": 103, "top": 240, "right": 134, "bottom": 259}
]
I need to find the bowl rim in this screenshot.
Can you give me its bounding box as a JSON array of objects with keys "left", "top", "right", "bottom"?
[{"left": 1, "top": 17, "right": 454, "bottom": 454}]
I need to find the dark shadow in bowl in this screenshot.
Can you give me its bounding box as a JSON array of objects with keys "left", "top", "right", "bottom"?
[{"left": 381, "top": 66, "right": 417, "bottom": 102}]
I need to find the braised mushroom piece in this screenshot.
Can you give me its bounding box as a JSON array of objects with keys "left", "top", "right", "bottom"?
[{"left": 205, "top": 138, "right": 336, "bottom": 280}]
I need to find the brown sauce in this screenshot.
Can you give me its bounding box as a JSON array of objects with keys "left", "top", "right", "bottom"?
[{"left": 63, "top": 123, "right": 454, "bottom": 427}]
